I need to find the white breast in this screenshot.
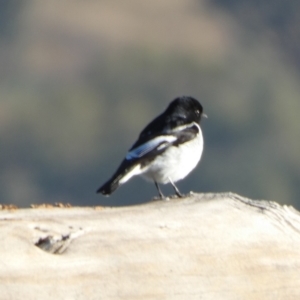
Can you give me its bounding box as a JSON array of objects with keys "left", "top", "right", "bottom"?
[{"left": 142, "top": 129, "right": 203, "bottom": 184}]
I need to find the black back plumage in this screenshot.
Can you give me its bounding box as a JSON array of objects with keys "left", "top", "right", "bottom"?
[{"left": 130, "top": 96, "right": 204, "bottom": 149}]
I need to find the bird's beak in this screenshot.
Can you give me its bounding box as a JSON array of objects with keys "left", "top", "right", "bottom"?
[{"left": 202, "top": 113, "right": 208, "bottom": 119}]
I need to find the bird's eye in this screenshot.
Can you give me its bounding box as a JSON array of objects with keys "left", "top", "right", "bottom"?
[{"left": 195, "top": 110, "right": 200, "bottom": 116}]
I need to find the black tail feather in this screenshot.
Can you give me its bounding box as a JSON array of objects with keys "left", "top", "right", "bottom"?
[
  {"left": 97, "top": 159, "right": 137, "bottom": 196},
  {"left": 96, "top": 178, "right": 120, "bottom": 195}
]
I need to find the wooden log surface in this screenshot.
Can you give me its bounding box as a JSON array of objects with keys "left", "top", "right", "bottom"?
[{"left": 1, "top": 193, "right": 300, "bottom": 300}]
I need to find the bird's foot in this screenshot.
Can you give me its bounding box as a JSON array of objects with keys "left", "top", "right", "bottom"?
[{"left": 151, "top": 195, "right": 170, "bottom": 201}]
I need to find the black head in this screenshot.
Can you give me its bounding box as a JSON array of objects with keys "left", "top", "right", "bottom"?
[{"left": 166, "top": 96, "right": 205, "bottom": 123}]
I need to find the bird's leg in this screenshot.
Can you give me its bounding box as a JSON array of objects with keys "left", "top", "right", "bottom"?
[
  {"left": 169, "top": 178, "right": 183, "bottom": 198},
  {"left": 154, "top": 181, "right": 165, "bottom": 199}
]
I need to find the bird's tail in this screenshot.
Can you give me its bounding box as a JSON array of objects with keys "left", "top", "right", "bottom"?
[
  {"left": 96, "top": 177, "right": 120, "bottom": 195},
  {"left": 97, "top": 159, "right": 141, "bottom": 196}
]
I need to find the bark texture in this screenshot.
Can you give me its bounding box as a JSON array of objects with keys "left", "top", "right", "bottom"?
[{"left": 1, "top": 193, "right": 300, "bottom": 300}]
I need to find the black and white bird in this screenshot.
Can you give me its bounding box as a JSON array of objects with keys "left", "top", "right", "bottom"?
[{"left": 97, "top": 96, "right": 206, "bottom": 198}]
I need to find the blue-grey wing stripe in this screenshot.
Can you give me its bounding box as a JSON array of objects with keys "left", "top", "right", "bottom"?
[{"left": 126, "top": 135, "right": 176, "bottom": 160}]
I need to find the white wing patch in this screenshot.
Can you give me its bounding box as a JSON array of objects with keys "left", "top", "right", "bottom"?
[
  {"left": 119, "top": 164, "right": 142, "bottom": 184},
  {"left": 126, "top": 135, "right": 176, "bottom": 160},
  {"left": 171, "top": 122, "right": 200, "bottom": 133}
]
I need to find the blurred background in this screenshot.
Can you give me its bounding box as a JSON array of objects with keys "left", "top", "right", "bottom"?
[{"left": 1, "top": 0, "right": 299, "bottom": 208}]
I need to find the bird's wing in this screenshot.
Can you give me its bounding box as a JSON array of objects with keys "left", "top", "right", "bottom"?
[
  {"left": 130, "top": 113, "right": 190, "bottom": 149},
  {"left": 126, "top": 135, "right": 177, "bottom": 160},
  {"left": 126, "top": 122, "right": 200, "bottom": 161}
]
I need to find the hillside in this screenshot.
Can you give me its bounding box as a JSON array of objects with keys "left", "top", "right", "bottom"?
[{"left": 0, "top": 0, "right": 299, "bottom": 207}]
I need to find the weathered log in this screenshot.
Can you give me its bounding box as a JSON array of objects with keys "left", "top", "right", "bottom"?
[{"left": 1, "top": 193, "right": 300, "bottom": 300}]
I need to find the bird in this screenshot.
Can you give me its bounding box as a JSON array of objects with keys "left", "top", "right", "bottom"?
[{"left": 97, "top": 96, "right": 206, "bottom": 199}]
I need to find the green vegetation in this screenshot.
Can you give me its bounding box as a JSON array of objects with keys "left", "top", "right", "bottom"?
[{"left": 0, "top": 1, "right": 299, "bottom": 207}]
